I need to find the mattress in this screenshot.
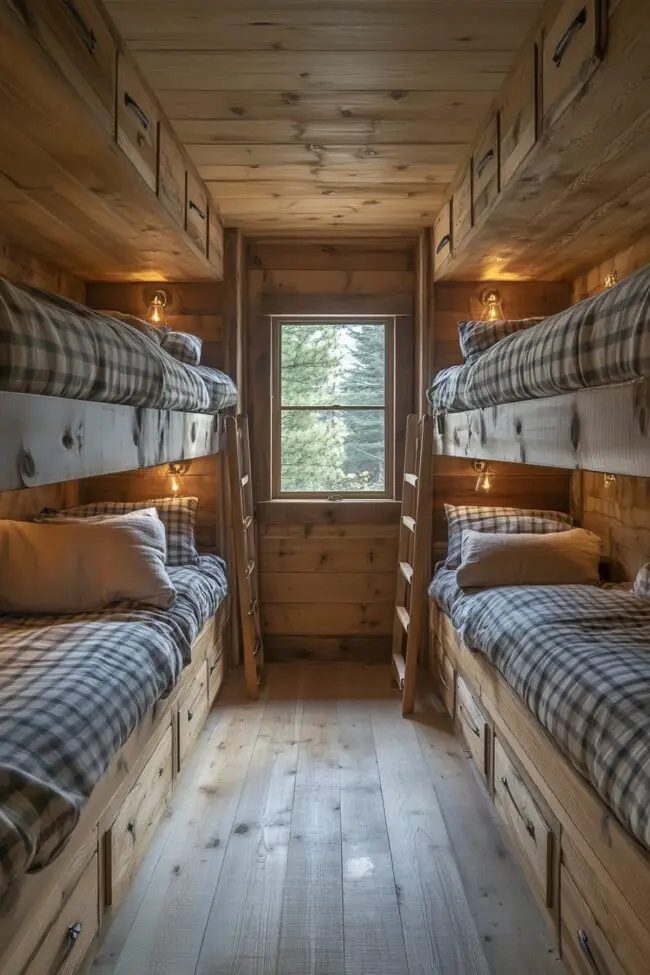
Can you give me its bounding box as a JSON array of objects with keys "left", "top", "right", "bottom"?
[
  {"left": 0, "top": 555, "right": 227, "bottom": 900},
  {"left": 429, "top": 568, "right": 650, "bottom": 852},
  {"left": 0, "top": 278, "right": 237, "bottom": 413},
  {"left": 428, "top": 264, "right": 650, "bottom": 413}
]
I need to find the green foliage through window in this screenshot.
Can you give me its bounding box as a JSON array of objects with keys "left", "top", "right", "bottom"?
[{"left": 278, "top": 320, "right": 388, "bottom": 494}]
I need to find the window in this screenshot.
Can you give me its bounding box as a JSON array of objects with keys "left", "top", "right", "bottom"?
[{"left": 272, "top": 317, "right": 394, "bottom": 497}]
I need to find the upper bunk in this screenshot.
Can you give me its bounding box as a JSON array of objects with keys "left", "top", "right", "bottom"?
[
  {"left": 0, "top": 277, "right": 237, "bottom": 492},
  {"left": 430, "top": 264, "right": 650, "bottom": 477}
]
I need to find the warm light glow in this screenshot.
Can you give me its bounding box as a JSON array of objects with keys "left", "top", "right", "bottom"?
[
  {"left": 146, "top": 289, "right": 169, "bottom": 327},
  {"left": 167, "top": 460, "right": 191, "bottom": 496},
  {"left": 473, "top": 461, "right": 493, "bottom": 492},
  {"left": 481, "top": 289, "right": 503, "bottom": 322},
  {"left": 604, "top": 473, "right": 617, "bottom": 488},
  {"left": 605, "top": 271, "right": 618, "bottom": 289}
]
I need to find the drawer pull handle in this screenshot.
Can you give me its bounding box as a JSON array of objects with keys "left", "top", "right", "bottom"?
[
  {"left": 577, "top": 929, "right": 603, "bottom": 974},
  {"left": 436, "top": 233, "right": 451, "bottom": 254},
  {"left": 63, "top": 0, "right": 97, "bottom": 54},
  {"left": 500, "top": 776, "right": 536, "bottom": 840},
  {"left": 126, "top": 820, "right": 136, "bottom": 840},
  {"left": 476, "top": 148, "right": 495, "bottom": 178},
  {"left": 187, "top": 709, "right": 194, "bottom": 722},
  {"left": 55, "top": 921, "right": 82, "bottom": 971},
  {"left": 124, "top": 92, "right": 150, "bottom": 131},
  {"left": 553, "top": 7, "right": 588, "bottom": 67},
  {"left": 189, "top": 200, "right": 206, "bottom": 220},
  {"left": 459, "top": 702, "right": 481, "bottom": 738}
]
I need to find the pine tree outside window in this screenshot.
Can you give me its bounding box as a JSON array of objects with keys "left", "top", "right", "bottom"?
[{"left": 272, "top": 317, "right": 394, "bottom": 497}]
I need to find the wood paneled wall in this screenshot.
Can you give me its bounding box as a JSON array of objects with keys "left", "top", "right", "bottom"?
[
  {"left": 247, "top": 239, "right": 415, "bottom": 661},
  {"left": 0, "top": 243, "right": 82, "bottom": 517},
  {"left": 573, "top": 238, "right": 650, "bottom": 580},
  {"left": 430, "top": 279, "right": 573, "bottom": 559},
  {"left": 83, "top": 280, "right": 227, "bottom": 553}
]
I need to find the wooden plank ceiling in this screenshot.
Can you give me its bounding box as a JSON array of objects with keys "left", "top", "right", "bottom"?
[{"left": 105, "top": 0, "right": 544, "bottom": 235}]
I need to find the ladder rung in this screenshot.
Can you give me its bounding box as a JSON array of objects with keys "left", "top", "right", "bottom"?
[
  {"left": 246, "top": 559, "right": 255, "bottom": 578},
  {"left": 242, "top": 515, "right": 253, "bottom": 531},
  {"left": 399, "top": 561, "right": 413, "bottom": 585},
  {"left": 402, "top": 515, "right": 416, "bottom": 533},
  {"left": 404, "top": 473, "right": 418, "bottom": 487},
  {"left": 241, "top": 474, "right": 249, "bottom": 486},
  {"left": 392, "top": 651, "right": 406, "bottom": 689},
  {"left": 396, "top": 605, "right": 410, "bottom": 632}
]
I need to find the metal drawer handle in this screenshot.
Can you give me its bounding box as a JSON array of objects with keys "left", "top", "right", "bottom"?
[
  {"left": 436, "top": 233, "right": 451, "bottom": 254},
  {"left": 187, "top": 709, "right": 194, "bottom": 722},
  {"left": 55, "top": 921, "right": 82, "bottom": 972},
  {"left": 500, "top": 776, "right": 536, "bottom": 840},
  {"left": 553, "top": 7, "right": 587, "bottom": 67},
  {"left": 577, "top": 929, "right": 604, "bottom": 974},
  {"left": 63, "top": 0, "right": 97, "bottom": 53},
  {"left": 459, "top": 702, "right": 481, "bottom": 738},
  {"left": 189, "top": 200, "right": 206, "bottom": 220},
  {"left": 124, "top": 92, "right": 150, "bottom": 131},
  {"left": 476, "top": 148, "right": 495, "bottom": 178}
]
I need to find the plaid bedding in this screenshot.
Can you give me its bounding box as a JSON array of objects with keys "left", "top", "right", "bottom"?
[
  {"left": 0, "top": 555, "right": 227, "bottom": 900},
  {"left": 429, "top": 569, "right": 650, "bottom": 851},
  {"left": 428, "top": 264, "right": 650, "bottom": 413},
  {"left": 0, "top": 278, "right": 237, "bottom": 413}
]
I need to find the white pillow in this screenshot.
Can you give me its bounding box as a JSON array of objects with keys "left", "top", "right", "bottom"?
[
  {"left": 456, "top": 528, "right": 602, "bottom": 589},
  {"left": 0, "top": 513, "right": 176, "bottom": 614}
]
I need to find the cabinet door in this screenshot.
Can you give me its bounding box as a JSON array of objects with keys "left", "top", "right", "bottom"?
[
  {"left": 433, "top": 200, "right": 453, "bottom": 272},
  {"left": 178, "top": 660, "right": 209, "bottom": 766},
  {"left": 28, "top": 854, "right": 98, "bottom": 975},
  {"left": 456, "top": 676, "right": 489, "bottom": 780},
  {"left": 542, "top": 0, "right": 605, "bottom": 129},
  {"left": 186, "top": 172, "right": 209, "bottom": 256},
  {"left": 452, "top": 166, "right": 473, "bottom": 251},
  {"left": 158, "top": 124, "right": 186, "bottom": 228},
  {"left": 117, "top": 53, "right": 158, "bottom": 191},
  {"left": 500, "top": 45, "right": 538, "bottom": 188},
  {"left": 208, "top": 203, "right": 224, "bottom": 276},
  {"left": 472, "top": 115, "right": 499, "bottom": 223}
]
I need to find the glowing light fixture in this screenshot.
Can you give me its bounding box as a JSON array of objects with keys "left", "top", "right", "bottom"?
[
  {"left": 603, "top": 473, "right": 617, "bottom": 488},
  {"left": 146, "top": 289, "right": 169, "bottom": 327},
  {"left": 605, "top": 271, "right": 618, "bottom": 289},
  {"left": 481, "top": 289, "right": 504, "bottom": 322},
  {"left": 167, "top": 461, "right": 191, "bottom": 496},
  {"left": 472, "top": 460, "right": 493, "bottom": 492}
]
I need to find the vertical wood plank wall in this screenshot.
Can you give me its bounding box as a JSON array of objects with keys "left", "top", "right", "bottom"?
[
  {"left": 573, "top": 236, "right": 650, "bottom": 580},
  {"left": 0, "top": 242, "right": 81, "bottom": 516},
  {"left": 246, "top": 239, "right": 415, "bottom": 661},
  {"left": 83, "top": 281, "right": 227, "bottom": 554},
  {"left": 430, "top": 280, "right": 573, "bottom": 560}
]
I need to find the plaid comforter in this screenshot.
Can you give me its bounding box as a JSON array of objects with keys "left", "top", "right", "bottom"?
[
  {"left": 429, "top": 569, "right": 650, "bottom": 851},
  {"left": 0, "top": 555, "right": 227, "bottom": 900},
  {"left": 428, "top": 264, "right": 650, "bottom": 413},
  {"left": 0, "top": 278, "right": 237, "bottom": 413}
]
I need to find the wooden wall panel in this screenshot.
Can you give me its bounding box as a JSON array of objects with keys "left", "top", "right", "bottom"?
[
  {"left": 248, "top": 241, "right": 414, "bottom": 661},
  {"left": 430, "top": 279, "right": 573, "bottom": 559},
  {"left": 0, "top": 243, "right": 82, "bottom": 516},
  {"left": 573, "top": 240, "right": 650, "bottom": 580}
]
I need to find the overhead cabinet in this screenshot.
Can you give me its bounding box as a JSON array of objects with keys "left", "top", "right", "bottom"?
[
  {"left": 542, "top": 0, "right": 606, "bottom": 128},
  {"left": 452, "top": 167, "right": 473, "bottom": 252},
  {"left": 117, "top": 53, "right": 159, "bottom": 192},
  {"left": 472, "top": 115, "right": 500, "bottom": 223},
  {"left": 499, "top": 44, "right": 538, "bottom": 189},
  {"left": 433, "top": 201, "right": 452, "bottom": 275},
  {"left": 158, "top": 123, "right": 187, "bottom": 229}
]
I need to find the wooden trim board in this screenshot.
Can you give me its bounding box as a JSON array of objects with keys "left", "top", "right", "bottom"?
[
  {"left": 433, "top": 379, "right": 650, "bottom": 476},
  {"left": 0, "top": 392, "right": 224, "bottom": 492}
]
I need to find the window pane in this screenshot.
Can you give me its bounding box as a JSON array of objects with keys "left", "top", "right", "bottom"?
[
  {"left": 281, "top": 322, "right": 386, "bottom": 407},
  {"left": 281, "top": 409, "right": 385, "bottom": 493}
]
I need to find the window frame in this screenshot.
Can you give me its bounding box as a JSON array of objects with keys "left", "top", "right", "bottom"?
[{"left": 270, "top": 315, "right": 395, "bottom": 500}]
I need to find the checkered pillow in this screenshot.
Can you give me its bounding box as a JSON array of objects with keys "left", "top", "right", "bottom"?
[
  {"left": 445, "top": 504, "right": 573, "bottom": 569},
  {"left": 39, "top": 497, "right": 199, "bottom": 566},
  {"left": 458, "top": 318, "right": 545, "bottom": 359},
  {"left": 160, "top": 330, "right": 202, "bottom": 366}
]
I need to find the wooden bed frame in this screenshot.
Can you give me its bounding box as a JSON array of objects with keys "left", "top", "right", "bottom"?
[
  {"left": 0, "top": 391, "right": 225, "bottom": 493},
  {"left": 0, "top": 597, "right": 230, "bottom": 975},
  {"left": 430, "top": 602, "right": 650, "bottom": 975},
  {"left": 433, "top": 378, "right": 650, "bottom": 477}
]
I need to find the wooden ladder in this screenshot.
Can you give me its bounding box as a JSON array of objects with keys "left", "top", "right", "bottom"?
[
  {"left": 226, "top": 414, "right": 264, "bottom": 699},
  {"left": 392, "top": 413, "right": 433, "bottom": 716}
]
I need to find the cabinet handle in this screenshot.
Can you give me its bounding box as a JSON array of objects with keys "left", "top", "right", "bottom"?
[
  {"left": 459, "top": 702, "right": 481, "bottom": 738},
  {"left": 499, "top": 776, "right": 536, "bottom": 840},
  {"left": 63, "top": 0, "right": 97, "bottom": 54},
  {"left": 124, "top": 92, "right": 150, "bottom": 131},
  {"left": 577, "top": 929, "right": 605, "bottom": 974},
  {"left": 476, "top": 148, "right": 495, "bottom": 178},
  {"left": 436, "top": 233, "right": 451, "bottom": 254},
  {"left": 553, "top": 7, "right": 588, "bottom": 67},
  {"left": 126, "top": 820, "right": 136, "bottom": 840},
  {"left": 189, "top": 200, "right": 206, "bottom": 221},
  {"left": 187, "top": 709, "right": 194, "bottom": 722},
  {"left": 54, "top": 921, "right": 82, "bottom": 973}
]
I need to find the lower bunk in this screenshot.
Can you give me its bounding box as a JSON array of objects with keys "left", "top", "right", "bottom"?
[
  {"left": 429, "top": 593, "right": 650, "bottom": 975},
  {"left": 0, "top": 560, "right": 230, "bottom": 975}
]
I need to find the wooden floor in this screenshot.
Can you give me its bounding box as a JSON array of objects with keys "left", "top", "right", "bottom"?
[{"left": 92, "top": 663, "right": 565, "bottom": 975}]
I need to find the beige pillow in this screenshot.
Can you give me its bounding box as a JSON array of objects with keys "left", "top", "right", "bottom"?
[
  {"left": 0, "top": 512, "right": 176, "bottom": 614},
  {"left": 456, "top": 528, "right": 602, "bottom": 589}
]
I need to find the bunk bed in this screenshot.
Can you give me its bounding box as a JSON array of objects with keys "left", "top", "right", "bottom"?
[
  {"left": 0, "top": 278, "right": 238, "bottom": 491},
  {"left": 427, "top": 268, "right": 650, "bottom": 975}
]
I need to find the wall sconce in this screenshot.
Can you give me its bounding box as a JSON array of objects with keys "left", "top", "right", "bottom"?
[
  {"left": 146, "top": 289, "right": 169, "bottom": 327},
  {"left": 605, "top": 271, "right": 618, "bottom": 289},
  {"left": 473, "top": 460, "right": 493, "bottom": 492},
  {"left": 481, "top": 289, "right": 504, "bottom": 322},
  {"left": 168, "top": 461, "right": 191, "bottom": 496},
  {"left": 603, "top": 472, "right": 617, "bottom": 488}
]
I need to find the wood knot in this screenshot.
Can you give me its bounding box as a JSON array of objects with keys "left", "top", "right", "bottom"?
[
  {"left": 18, "top": 448, "right": 36, "bottom": 481},
  {"left": 62, "top": 430, "right": 74, "bottom": 449},
  {"left": 570, "top": 411, "right": 581, "bottom": 452},
  {"left": 191, "top": 422, "right": 197, "bottom": 442},
  {"left": 514, "top": 419, "right": 523, "bottom": 437}
]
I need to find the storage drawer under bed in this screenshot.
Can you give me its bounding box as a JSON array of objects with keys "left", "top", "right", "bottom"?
[{"left": 455, "top": 675, "right": 490, "bottom": 781}]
